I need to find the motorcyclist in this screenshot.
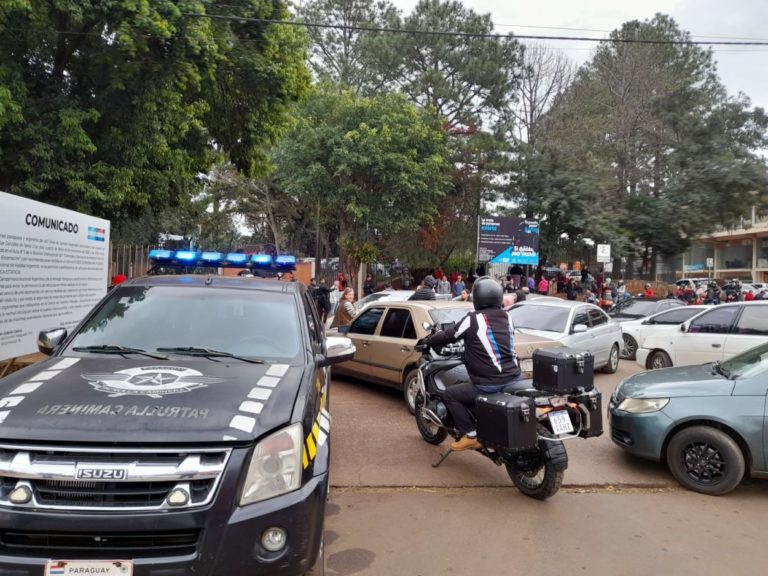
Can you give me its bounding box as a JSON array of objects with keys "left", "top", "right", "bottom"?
[{"left": 424, "top": 276, "right": 521, "bottom": 451}]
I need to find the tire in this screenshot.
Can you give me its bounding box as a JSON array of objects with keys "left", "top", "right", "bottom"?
[
  {"left": 621, "top": 334, "right": 638, "bottom": 360},
  {"left": 666, "top": 426, "right": 745, "bottom": 496},
  {"left": 506, "top": 437, "right": 565, "bottom": 500},
  {"left": 602, "top": 343, "right": 620, "bottom": 374},
  {"left": 403, "top": 369, "right": 420, "bottom": 414},
  {"left": 414, "top": 393, "right": 448, "bottom": 445},
  {"left": 648, "top": 350, "right": 672, "bottom": 370}
]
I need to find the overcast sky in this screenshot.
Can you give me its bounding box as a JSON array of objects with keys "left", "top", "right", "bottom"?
[{"left": 391, "top": 0, "right": 768, "bottom": 111}]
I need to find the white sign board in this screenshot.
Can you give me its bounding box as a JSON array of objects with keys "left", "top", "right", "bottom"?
[
  {"left": 0, "top": 192, "right": 110, "bottom": 360},
  {"left": 706, "top": 257, "right": 714, "bottom": 268},
  {"left": 597, "top": 244, "right": 611, "bottom": 263}
]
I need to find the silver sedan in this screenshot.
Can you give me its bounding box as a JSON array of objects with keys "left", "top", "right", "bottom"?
[{"left": 507, "top": 299, "right": 623, "bottom": 373}]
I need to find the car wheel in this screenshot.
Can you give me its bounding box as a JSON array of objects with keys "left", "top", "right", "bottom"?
[
  {"left": 602, "top": 344, "right": 620, "bottom": 374},
  {"left": 666, "top": 426, "right": 745, "bottom": 496},
  {"left": 620, "top": 334, "right": 638, "bottom": 360},
  {"left": 648, "top": 350, "right": 672, "bottom": 370},
  {"left": 403, "top": 369, "right": 421, "bottom": 414}
]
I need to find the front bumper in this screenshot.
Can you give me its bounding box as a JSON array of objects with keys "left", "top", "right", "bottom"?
[
  {"left": 0, "top": 448, "right": 328, "bottom": 576},
  {"left": 608, "top": 399, "right": 674, "bottom": 461},
  {"left": 635, "top": 347, "right": 651, "bottom": 369}
]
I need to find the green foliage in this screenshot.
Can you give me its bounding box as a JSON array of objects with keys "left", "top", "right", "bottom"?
[
  {"left": 274, "top": 87, "right": 451, "bottom": 271},
  {"left": 0, "top": 0, "right": 310, "bottom": 221}
]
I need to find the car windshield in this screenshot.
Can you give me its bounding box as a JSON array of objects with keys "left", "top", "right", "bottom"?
[
  {"left": 429, "top": 307, "right": 471, "bottom": 325},
  {"left": 720, "top": 342, "right": 768, "bottom": 379},
  {"left": 610, "top": 299, "right": 659, "bottom": 317},
  {"left": 67, "top": 285, "right": 301, "bottom": 360},
  {"left": 507, "top": 305, "right": 568, "bottom": 333},
  {"left": 356, "top": 293, "right": 388, "bottom": 309}
]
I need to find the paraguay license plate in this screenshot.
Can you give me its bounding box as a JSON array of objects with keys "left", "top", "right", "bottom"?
[
  {"left": 46, "top": 560, "right": 133, "bottom": 575},
  {"left": 549, "top": 410, "right": 574, "bottom": 435}
]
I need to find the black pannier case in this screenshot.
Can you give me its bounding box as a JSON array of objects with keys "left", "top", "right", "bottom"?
[
  {"left": 475, "top": 393, "right": 537, "bottom": 451},
  {"left": 532, "top": 347, "right": 594, "bottom": 394},
  {"left": 571, "top": 388, "right": 603, "bottom": 438}
]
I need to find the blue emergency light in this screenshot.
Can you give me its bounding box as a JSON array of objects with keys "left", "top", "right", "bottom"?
[
  {"left": 175, "top": 250, "right": 201, "bottom": 263},
  {"left": 251, "top": 254, "right": 273, "bottom": 267},
  {"left": 148, "top": 249, "right": 174, "bottom": 261},
  {"left": 275, "top": 255, "right": 296, "bottom": 269},
  {"left": 226, "top": 253, "right": 249, "bottom": 266},
  {"left": 201, "top": 251, "right": 225, "bottom": 264}
]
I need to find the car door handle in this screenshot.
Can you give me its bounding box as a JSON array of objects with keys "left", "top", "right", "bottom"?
[
  {"left": 362, "top": 341, "right": 370, "bottom": 347},
  {"left": 712, "top": 343, "right": 721, "bottom": 348},
  {"left": 400, "top": 346, "right": 411, "bottom": 352}
]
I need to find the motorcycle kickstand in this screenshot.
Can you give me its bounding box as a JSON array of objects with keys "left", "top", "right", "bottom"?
[{"left": 432, "top": 448, "right": 453, "bottom": 468}]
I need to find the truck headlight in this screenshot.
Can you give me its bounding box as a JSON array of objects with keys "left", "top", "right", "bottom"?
[
  {"left": 617, "top": 397, "right": 669, "bottom": 414},
  {"left": 240, "top": 423, "right": 303, "bottom": 505}
]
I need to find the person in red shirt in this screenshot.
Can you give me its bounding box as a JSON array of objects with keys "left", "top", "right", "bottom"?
[
  {"left": 745, "top": 290, "right": 756, "bottom": 301},
  {"left": 644, "top": 283, "right": 655, "bottom": 298}
]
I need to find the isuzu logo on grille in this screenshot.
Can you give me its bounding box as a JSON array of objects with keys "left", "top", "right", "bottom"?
[{"left": 76, "top": 467, "right": 128, "bottom": 480}]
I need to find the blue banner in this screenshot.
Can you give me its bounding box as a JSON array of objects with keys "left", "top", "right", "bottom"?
[{"left": 477, "top": 217, "right": 539, "bottom": 265}]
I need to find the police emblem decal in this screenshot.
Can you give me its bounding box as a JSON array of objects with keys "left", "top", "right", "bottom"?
[{"left": 82, "top": 366, "right": 223, "bottom": 398}]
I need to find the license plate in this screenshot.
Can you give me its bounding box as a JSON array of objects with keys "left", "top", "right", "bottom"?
[
  {"left": 549, "top": 410, "right": 574, "bottom": 435},
  {"left": 46, "top": 560, "right": 133, "bottom": 575}
]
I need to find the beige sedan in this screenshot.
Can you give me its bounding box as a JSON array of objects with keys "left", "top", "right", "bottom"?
[{"left": 331, "top": 300, "right": 561, "bottom": 412}]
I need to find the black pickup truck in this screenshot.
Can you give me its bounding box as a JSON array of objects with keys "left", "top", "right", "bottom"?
[{"left": 0, "top": 275, "right": 354, "bottom": 576}]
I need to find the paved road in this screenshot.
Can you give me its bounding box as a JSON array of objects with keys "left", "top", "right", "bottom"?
[{"left": 323, "top": 360, "right": 768, "bottom": 576}]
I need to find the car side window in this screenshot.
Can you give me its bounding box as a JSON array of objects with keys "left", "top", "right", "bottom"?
[
  {"left": 734, "top": 306, "right": 768, "bottom": 336},
  {"left": 349, "top": 308, "right": 384, "bottom": 336},
  {"left": 653, "top": 308, "right": 701, "bottom": 325},
  {"left": 380, "top": 309, "right": 412, "bottom": 338},
  {"left": 572, "top": 308, "right": 590, "bottom": 330},
  {"left": 302, "top": 293, "right": 322, "bottom": 345},
  {"left": 688, "top": 307, "right": 740, "bottom": 334},
  {"left": 587, "top": 308, "right": 607, "bottom": 327}
]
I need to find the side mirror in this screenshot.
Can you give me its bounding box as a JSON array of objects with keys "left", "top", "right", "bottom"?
[
  {"left": 422, "top": 321, "right": 433, "bottom": 332},
  {"left": 38, "top": 328, "right": 67, "bottom": 356},
  {"left": 572, "top": 324, "right": 588, "bottom": 334},
  {"left": 318, "top": 336, "right": 356, "bottom": 367},
  {"left": 337, "top": 325, "right": 350, "bottom": 334},
  {"left": 680, "top": 324, "right": 687, "bottom": 333}
]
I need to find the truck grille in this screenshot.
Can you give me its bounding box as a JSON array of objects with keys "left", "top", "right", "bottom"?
[
  {"left": 0, "top": 445, "right": 231, "bottom": 512},
  {"left": 0, "top": 529, "right": 200, "bottom": 558}
]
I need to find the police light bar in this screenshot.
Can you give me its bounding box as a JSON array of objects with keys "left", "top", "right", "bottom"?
[
  {"left": 275, "top": 255, "right": 296, "bottom": 269},
  {"left": 226, "top": 253, "right": 249, "bottom": 265},
  {"left": 148, "top": 249, "right": 174, "bottom": 261},
  {"left": 148, "top": 249, "right": 297, "bottom": 271},
  {"left": 175, "top": 250, "right": 201, "bottom": 263},
  {"left": 201, "top": 251, "right": 225, "bottom": 264},
  {"left": 251, "top": 253, "right": 273, "bottom": 265}
]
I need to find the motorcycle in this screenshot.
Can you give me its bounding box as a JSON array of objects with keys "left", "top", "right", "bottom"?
[{"left": 413, "top": 324, "right": 602, "bottom": 501}]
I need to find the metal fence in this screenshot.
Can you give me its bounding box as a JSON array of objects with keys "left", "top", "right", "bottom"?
[{"left": 110, "top": 244, "right": 152, "bottom": 279}]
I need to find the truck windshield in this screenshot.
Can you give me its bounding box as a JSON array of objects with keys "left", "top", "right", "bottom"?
[{"left": 67, "top": 285, "right": 301, "bottom": 361}]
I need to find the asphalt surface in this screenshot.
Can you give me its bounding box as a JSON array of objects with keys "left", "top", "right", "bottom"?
[{"left": 323, "top": 360, "right": 768, "bottom": 576}]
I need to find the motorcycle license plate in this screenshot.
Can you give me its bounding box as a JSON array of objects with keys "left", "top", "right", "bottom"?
[
  {"left": 46, "top": 560, "right": 132, "bottom": 575},
  {"left": 549, "top": 410, "right": 574, "bottom": 435}
]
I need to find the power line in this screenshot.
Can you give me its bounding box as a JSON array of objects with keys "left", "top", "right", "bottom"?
[{"left": 182, "top": 11, "right": 768, "bottom": 46}]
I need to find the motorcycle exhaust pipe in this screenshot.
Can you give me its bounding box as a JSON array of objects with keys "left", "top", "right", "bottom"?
[{"left": 420, "top": 407, "right": 444, "bottom": 427}]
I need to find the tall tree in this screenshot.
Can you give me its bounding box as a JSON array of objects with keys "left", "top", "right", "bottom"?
[
  {"left": 273, "top": 87, "right": 451, "bottom": 286},
  {"left": 0, "top": 0, "right": 309, "bottom": 221}
]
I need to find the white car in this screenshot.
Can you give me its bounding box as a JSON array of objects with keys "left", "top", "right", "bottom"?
[
  {"left": 507, "top": 299, "right": 623, "bottom": 373},
  {"left": 619, "top": 305, "right": 710, "bottom": 360},
  {"left": 636, "top": 301, "right": 768, "bottom": 369}
]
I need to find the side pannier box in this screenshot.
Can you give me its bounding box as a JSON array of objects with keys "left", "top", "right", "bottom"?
[
  {"left": 570, "top": 388, "right": 603, "bottom": 438},
  {"left": 532, "top": 347, "right": 594, "bottom": 394},
  {"left": 475, "top": 393, "right": 537, "bottom": 451}
]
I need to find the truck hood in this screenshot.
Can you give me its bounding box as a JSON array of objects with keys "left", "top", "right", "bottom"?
[
  {"left": 618, "top": 363, "right": 734, "bottom": 398},
  {"left": 0, "top": 356, "right": 303, "bottom": 444}
]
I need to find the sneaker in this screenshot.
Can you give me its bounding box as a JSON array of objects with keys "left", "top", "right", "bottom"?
[{"left": 451, "top": 436, "right": 482, "bottom": 451}]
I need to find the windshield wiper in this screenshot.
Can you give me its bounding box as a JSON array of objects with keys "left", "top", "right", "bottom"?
[
  {"left": 156, "top": 347, "right": 265, "bottom": 364},
  {"left": 711, "top": 361, "right": 732, "bottom": 379},
  {"left": 72, "top": 345, "right": 168, "bottom": 360}
]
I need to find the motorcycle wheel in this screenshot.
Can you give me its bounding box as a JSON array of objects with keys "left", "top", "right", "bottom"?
[
  {"left": 505, "top": 436, "right": 565, "bottom": 501},
  {"left": 414, "top": 393, "right": 448, "bottom": 445}
]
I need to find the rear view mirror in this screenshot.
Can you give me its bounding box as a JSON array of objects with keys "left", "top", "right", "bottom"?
[
  {"left": 572, "top": 324, "right": 588, "bottom": 334},
  {"left": 38, "top": 328, "right": 67, "bottom": 355},
  {"left": 319, "top": 336, "right": 356, "bottom": 367}
]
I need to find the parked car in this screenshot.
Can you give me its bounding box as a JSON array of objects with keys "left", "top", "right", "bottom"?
[
  {"left": 506, "top": 299, "right": 623, "bottom": 373},
  {"left": 331, "top": 300, "right": 560, "bottom": 412},
  {"left": 610, "top": 340, "right": 768, "bottom": 495},
  {"left": 609, "top": 297, "right": 685, "bottom": 324},
  {"left": 675, "top": 277, "right": 711, "bottom": 290},
  {"left": 619, "top": 305, "right": 711, "bottom": 360},
  {"left": 354, "top": 289, "right": 413, "bottom": 310},
  {"left": 636, "top": 301, "right": 768, "bottom": 369}
]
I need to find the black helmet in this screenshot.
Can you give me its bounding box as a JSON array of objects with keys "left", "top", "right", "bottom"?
[{"left": 472, "top": 276, "right": 503, "bottom": 310}]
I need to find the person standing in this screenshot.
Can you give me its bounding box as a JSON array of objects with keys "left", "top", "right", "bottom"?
[
  {"left": 315, "top": 278, "right": 333, "bottom": 324},
  {"left": 537, "top": 276, "right": 549, "bottom": 296},
  {"left": 363, "top": 274, "right": 375, "bottom": 296},
  {"left": 330, "top": 287, "right": 357, "bottom": 328},
  {"left": 410, "top": 275, "right": 437, "bottom": 301},
  {"left": 452, "top": 274, "right": 466, "bottom": 298},
  {"left": 436, "top": 274, "right": 451, "bottom": 295}
]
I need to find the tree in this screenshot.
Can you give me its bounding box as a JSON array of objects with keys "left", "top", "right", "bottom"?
[
  {"left": 0, "top": 0, "right": 310, "bottom": 222},
  {"left": 273, "top": 87, "right": 451, "bottom": 288}
]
